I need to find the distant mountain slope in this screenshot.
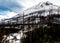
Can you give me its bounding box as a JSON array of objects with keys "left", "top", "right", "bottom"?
[{"left": 24, "top": 1, "right": 59, "bottom": 15}]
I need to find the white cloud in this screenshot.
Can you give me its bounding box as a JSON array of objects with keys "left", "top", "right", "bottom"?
[
  {"left": 0, "top": 11, "right": 17, "bottom": 20},
  {"left": 17, "top": 0, "right": 41, "bottom": 9}
]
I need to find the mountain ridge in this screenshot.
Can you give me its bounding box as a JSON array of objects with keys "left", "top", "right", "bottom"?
[{"left": 1, "top": 1, "right": 60, "bottom": 21}]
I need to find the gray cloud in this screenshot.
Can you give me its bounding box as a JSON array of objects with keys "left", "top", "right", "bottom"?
[{"left": 0, "top": 0, "right": 24, "bottom": 13}]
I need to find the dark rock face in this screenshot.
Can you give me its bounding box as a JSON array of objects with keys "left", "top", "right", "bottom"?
[
  {"left": 21, "top": 24, "right": 60, "bottom": 43},
  {"left": 21, "top": 27, "right": 43, "bottom": 43},
  {"left": 20, "top": 14, "right": 60, "bottom": 43}
]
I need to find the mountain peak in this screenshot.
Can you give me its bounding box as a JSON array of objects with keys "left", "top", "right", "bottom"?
[
  {"left": 45, "top": 1, "right": 53, "bottom": 5},
  {"left": 40, "top": 1, "right": 53, "bottom": 7},
  {"left": 33, "top": 1, "right": 53, "bottom": 9}
]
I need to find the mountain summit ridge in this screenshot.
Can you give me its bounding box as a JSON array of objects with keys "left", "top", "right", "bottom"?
[
  {"left": 11, "top": 1, "right": 60, "bottom": 19},
  {"left": 23, "top": 1, "right": 59, "bottom": 15},
  {"left": 35, "top": 1, "right": 53, "bottom": 8}
]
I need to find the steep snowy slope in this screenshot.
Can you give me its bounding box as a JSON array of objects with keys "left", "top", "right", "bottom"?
[
  {"left": 24, "top": 1, "right": 60, "bottom": 15},
  {"left": 13, "top": 1, "right": 60, "bottom": 19}
]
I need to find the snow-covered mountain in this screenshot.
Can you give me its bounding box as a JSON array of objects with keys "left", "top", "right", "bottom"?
[
  {"left": 24, "top": 1, "right": 60, "bottom": 15},
  {"left": 1, "top": 1, "right": 60, "bottom": 22},
  {"left": 9, "top": 1, "right": 60, "bottom": 18}
]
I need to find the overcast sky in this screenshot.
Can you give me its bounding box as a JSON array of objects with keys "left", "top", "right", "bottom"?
[{"left": 0, "top": 0, "right": 60, "bottom": 19}]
